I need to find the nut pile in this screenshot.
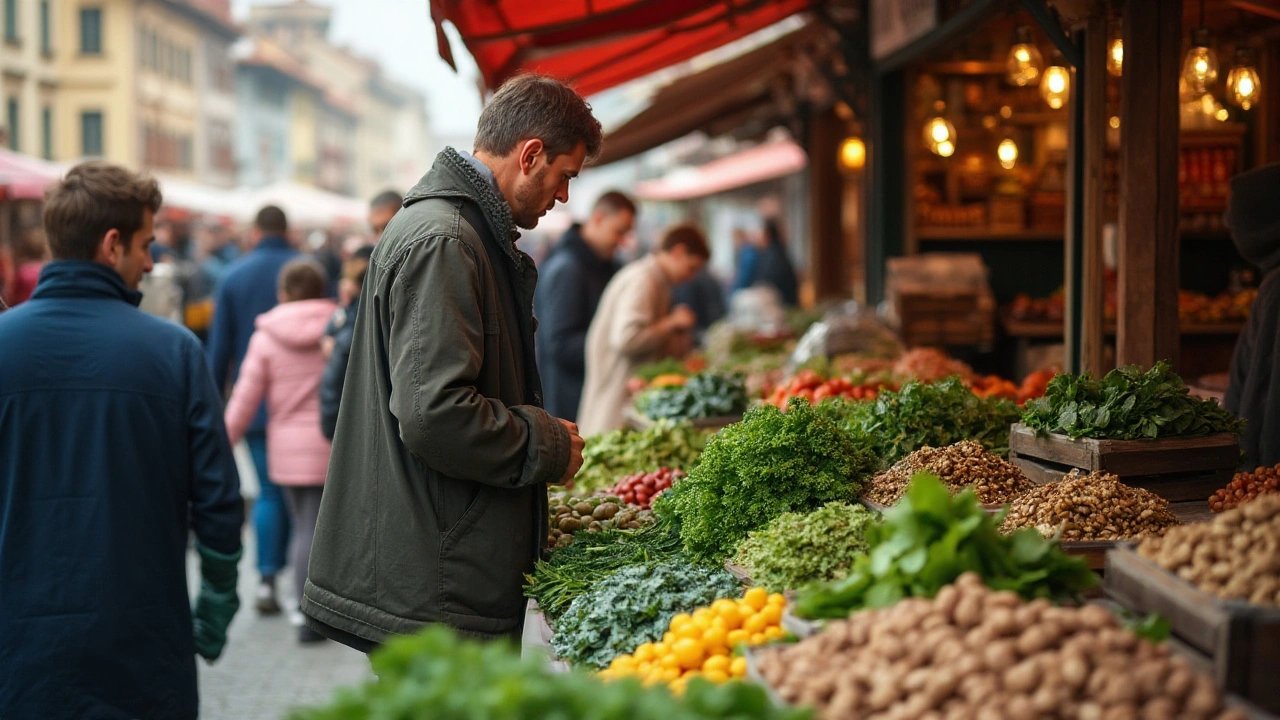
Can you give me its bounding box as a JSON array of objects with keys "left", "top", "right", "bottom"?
[
  {"left": 547, "top": 491, "right": 652, "bottom": 548},
  {"left": 757, "top": 573, "right": 1245, "bottom": 720},
  {"left": 865, "top": 441, "right": 1034, "bottom": 505},
  {"left": 1139, "top": 494, "right": 1280, "bottom": 606},
  {"left": 1209, "top": 464, "right": 1280, "bottom": 512},
  {"left": 999, "top": 471, "right": 1178, "bottom": 541}
]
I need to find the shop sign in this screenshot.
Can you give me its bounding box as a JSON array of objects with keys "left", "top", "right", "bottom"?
[{"left": 871, "top": 0, "right": 938, "bottom": 60}]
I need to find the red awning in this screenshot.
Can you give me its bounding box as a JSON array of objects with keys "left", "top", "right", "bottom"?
[
  {"left": 430, "top": 0, "right": 815, "bottom": 96},
  {"left": 633, "top": 137, "right": 807, "bottom": 201}
]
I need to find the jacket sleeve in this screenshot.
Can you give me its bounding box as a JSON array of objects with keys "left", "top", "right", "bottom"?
[
  {"left": 387, "top": 236, "right": 570, "bottom": 487},
  {"left": 539, "top": 260, "right": 591, "bottom": 373},
  {"left": 206, "top": 280, "right": 235, "bottom": 395},
  {"left": 607, "top": 273, "right": 670, "bottom": 359},
  {"left": 319, "top": 324, "right": 353, "bottom": 440},
  {"left": 223, "top": 331, "right": 268, "bottom": 446},
  {"left": 186, "top": 339, "right": 244, "bottom": 557}
]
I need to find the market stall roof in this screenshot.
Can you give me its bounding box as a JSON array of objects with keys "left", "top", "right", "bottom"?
[
  {"left": 0, "top": 148, "right": 67, "bottom": 199},
  {"left": 632, "top": 136, "right": 806, "bottom": 201},
  {"left": 247, "top": 182, "right": 368, "bottom": 227},
  {"left": 153, "top": 175, "right": 247, "bottom": 219},
  {"left": 429, "top": 0, "right": 816, "bottom": 96},
  {"left": 595, "top": 23, "right": 822, "bottom": 165}
]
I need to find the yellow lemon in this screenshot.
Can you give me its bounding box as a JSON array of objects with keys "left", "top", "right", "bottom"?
[
  {"left": 672, "top": 638, "right": 705, "bottom": 671},
  {"left": 750, "top": 632, "right": 766, "bottom": 645},
  {"left": 744, "top": 613, "right": 768, "bottom": 635},
  {"left": 718, "top": 607, "right": 743, "bottom": 631},
  {"left": 676, "top": 624, "right": 702, "bottom": 642},
  {"left": 633, "top": 643, "right": 655, "bottom": 663},
  {"left": 692, "top": 607, "right": 715, "bottom": 624},
  {"left": 711, "top": 598, "right": 737, "bottom": 616},
  {"left": 690, "top": 616, "right": 712, "bottom": 635},
  {"left": 702, "top": 625, "right": 728, "bottom": 650},
  {"left": 654, "top": 641, "right": 670, "bottom": 657},
  {"left": 726, "top": 629, "right": 749, "bottom": 647},
  {"left": 730, "top": 656, "right": 748, "bottom": 678},
  {"left": 704, "top": 669, "right": 730, "bottom": 683},
  {"left": 709, "top": 644, "right": 731, "bottom": 657},
  {"left": 662, "top": 667, "right": 682, "bottom": 682},
  {"left": 764, "top": 626, "right": 786, "bottom": 641},
  {"left": 736, "top": 603, "right": 756, "bottom": 622},
  {"left": 669, "top": 613, "right": 693, "bottom": 632},
  {"left": 743, "top": 587, "right": 769, "bottom": 611},
  {"left": 660, "top": 653, "right": 682, "bottom": 671},
  {"left": 662, "top": 632, "right": 676, "bottom": 646},
  {"left": 761, "top": 604, "right": 783, "bottom": 626},
  {"left": 702, "top": 655, "right": 731, "bottom": 674},
  {"left": 767, "top": 593, "right": 786, "bottom": 607},
  {"left": 710, "top": 615, "right": 728, "bottom": 631}
]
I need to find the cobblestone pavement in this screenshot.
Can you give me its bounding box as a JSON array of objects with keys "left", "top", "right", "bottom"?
[{"left": 189, "top": 534, "right": 372, "bottom": 720}]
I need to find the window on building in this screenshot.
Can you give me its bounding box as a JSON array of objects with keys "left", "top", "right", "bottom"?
[
  {"left": 147, "top": 28, "right": 157, "bottom": 70},
  {"left": 81, "top": 111, "right": 102, "bottom": 156},
  {"left": 79, "top": 7, "right": 102, "bottom": 55},
  {"left": 39, "top": 1, "right": 50, "bottom": 54},
  {"left": 5, "top": 0, "right": 18, "bottom": 43},
  {"left": 41, "top": 106, "right": 51, "bottom": 159},
  {"left": 7, "top": 98, "right": 17, "bottom": 151}
]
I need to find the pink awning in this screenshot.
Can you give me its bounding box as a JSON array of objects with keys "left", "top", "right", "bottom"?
[
  {"left": 0, "top": 148, "right": 66, "bottom": 200},
  {"left": 632, "top": 138, "right": 807, "bottom": 201}
]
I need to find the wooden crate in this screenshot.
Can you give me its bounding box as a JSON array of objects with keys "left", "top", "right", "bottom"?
[
  {"left": 1007, "top": 423, "right": 1238, "bottom": 502},
  {"left": 1105, "top": 547, "right": 1280, "bottom": 713}
]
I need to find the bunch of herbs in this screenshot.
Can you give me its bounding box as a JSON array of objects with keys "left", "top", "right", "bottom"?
[
  {"left": 576, "top": 421, "right": 710, "bottom": 492},
  {"left": 732, "top": 501, "right": 881, "bottom": 593}
]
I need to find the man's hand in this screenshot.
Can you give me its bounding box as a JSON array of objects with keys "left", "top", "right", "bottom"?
[
  {"left": 557, "top": 419, "right": 585, "bottom": 489},
  {"left": 667, "top": 305, "right": 697, "bottom": 332}
]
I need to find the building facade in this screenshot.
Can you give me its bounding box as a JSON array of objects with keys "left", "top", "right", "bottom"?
[{"left": 0, "top": 0, "right": 60, "bottom": 159}]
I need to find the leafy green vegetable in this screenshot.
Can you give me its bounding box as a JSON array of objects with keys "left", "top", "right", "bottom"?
[
  {"left": 577, "top": 421, "right": 710, "bottom": 492},
  {"left": 1127, "top": 612, "right": 1173, "bottom": 642},
  {"left": 636, "top": 373, "right": 749, "bottom": 422},
  {"left": 732, "top": 501, "right": 880, "bottom": 593},
  {"left": 1022, "top": 361, "right": 1245, "bottom": 440},
  {"left": 792, "top": 473, "right": 1097, "bottom": 620},
  {"left": 290, "top": 624, "right": 809, "bottom": 720},
  {"left": 525, "top": 518, "right": 684, "bottom": 621},
  {"left": 658, "top": 399, "right": 876, "bottom": 562},
  {"left": 550, "top": 560, "right": 740, "bottom": 668},
  {"left": 817, "top": 377, "right": 1021, "bottom": 466},
  {"left": 634, "top": 358, "right": 691, "bottom": 382}
]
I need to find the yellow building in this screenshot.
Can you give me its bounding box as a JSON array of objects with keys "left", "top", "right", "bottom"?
[
  {"left": 0, "top": 0, "right": 60, "bottom": 159},
  {"left": 53, "top": 0, "right": 237, "bottom": 182}
]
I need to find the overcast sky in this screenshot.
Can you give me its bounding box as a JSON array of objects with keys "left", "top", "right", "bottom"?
[{"left": 230, "top": 0, "right": 483, "bottom": 138}]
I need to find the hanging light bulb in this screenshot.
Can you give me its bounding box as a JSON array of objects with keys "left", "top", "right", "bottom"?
[
  {"left": 1041, "top": 63, "right": 1070, "bottom": 109},
  {"left": 997, "top": 137, "right": 1019, "bottom": 170},
  {"left": 922, "top": 115, "right": 957, "bottom": 158},
  {"left": 1182, "top": 26, "right": 1220, "bottom": 96},
  {"left": 1006, "top": 26, "right": 1044, "bottom": 86},
  {"left": 1226, "top": 48, "right": 1261, "bottom": 110},
  {"left": 1107, "top": 17, "right": 1123, "bottom": 77},
  {"left": 839, "top": 136, "right": 866, "bottom": 171}
]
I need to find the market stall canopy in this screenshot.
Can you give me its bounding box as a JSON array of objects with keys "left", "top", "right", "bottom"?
[
  {"left": 247, "top": 182, "right": 368, "bottom": 228},
  {"left": 154, "top": 175, "right": 247, "bottom": 219},
  {"left": 429, "top": 0, "right": 815, "bottom": 96},
  {"left": 595, "top": 23, "right": 824, "bottom": 165},
  {"left": 0, "top": 148, "right": 67, "bottom": 199},
  {"left": 632, "top": 136, "right": 806, "bottom": 201}
]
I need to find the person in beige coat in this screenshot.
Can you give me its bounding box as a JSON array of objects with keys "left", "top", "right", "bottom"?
[{"left": 578, "top": 225, "right": 710, "bottom": 435}]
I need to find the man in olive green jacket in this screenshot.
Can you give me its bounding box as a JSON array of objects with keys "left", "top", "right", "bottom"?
[{"left": 301, "top": 75, "right": 597, "bottom": 648}]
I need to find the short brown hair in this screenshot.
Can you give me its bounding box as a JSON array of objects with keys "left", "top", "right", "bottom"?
[
  {"left": 255, "top": 205, "right": 288, "bottom": 235},
  {"left": 278, "top": 258, "right": 328, "bottom": 302},
  {"left": 474, "top": 74, "right": 603, "bottom": 163},
  {"left": 593, "top": 191, "right": 636, "bottom": 217},
  {"left": 658, "top": 224, "right": 710, "bottom": 259},
  {"left": 43, "top": 162, "right": 162, "bottom": 261}
]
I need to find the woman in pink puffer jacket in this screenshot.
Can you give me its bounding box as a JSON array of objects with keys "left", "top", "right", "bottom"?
[{"left": 224, "top": 259, "right": 336, "bottom": 643}]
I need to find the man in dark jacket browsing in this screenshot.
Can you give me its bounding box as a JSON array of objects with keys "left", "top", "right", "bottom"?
[
  {"left": 206, "top": 205, "right": 299, "bottom": 614},
  {"left": 302, "top": 74, "right": 594, "bottom": 650},
  {"left": 534, "top": 191, "right": 633, "bottom": 421},
  {"left": 0, "top": 162, "right": 244, "bottom": 719}
]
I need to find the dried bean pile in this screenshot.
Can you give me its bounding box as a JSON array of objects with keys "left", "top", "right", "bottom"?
[
  {"left": 865, "top": 441, "right": 1034, "bottom": 506},
  {"left": 1139, "top": 494, "right": 1280, "bottom": 607},
  {"left": 758, "top": 573, "right": 1245, "bottom": 720},
  {"left": 999, "top": 471, "right": 1177, "bottom": 541},
  {"left": 1209, "top": 464, "right": 1280, "bottom": 512}
]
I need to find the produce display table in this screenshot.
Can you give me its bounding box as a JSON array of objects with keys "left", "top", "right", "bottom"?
[{"left": 520, "top": 600, "right": 568, "bottom": 673}]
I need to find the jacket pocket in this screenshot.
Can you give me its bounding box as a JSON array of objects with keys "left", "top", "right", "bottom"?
[{"left": 438, "top": 486, "right": 536, "bottom": 622}]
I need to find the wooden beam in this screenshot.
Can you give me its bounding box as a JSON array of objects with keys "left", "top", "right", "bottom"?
[
  {"left": 809, "top": 106, "right": 846, "bottom": 301},
  {"left": 1118, "top": 0, "right": 1182, "bottom": 369},
  {"left": 1081, "top": 7, "right": 1108, "bottom": 374}
]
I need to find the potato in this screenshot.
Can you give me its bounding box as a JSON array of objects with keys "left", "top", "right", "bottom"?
[
  {"left": 1014, "top": 625, "right": 1054, "bottom": 657},
  {"left": 1139, "top": 697, "right": 1177, "bottom": 720},
  {"left": 1003, "top": 658, "right": 1040, "bottom": 694},
  {"left": 983, "top": 640, "right": 1018, "bottom": 673},
  {"left": 1164, "top": 665, "right": 1194, "bottom": 699},
  {"left": 1004, "top": 694, "right": 1035, "bottom": 720},
  {"left": 557, "top": 516, "right": 582, "bottom": 532},
  {"left": 1078, "top": 604, "right": 1115, "bottom": 630},
  {"left": 934, "top": 584, "right": 961, "bottom": 620},
  {"left": 953, "top": 594, "right": 983, "bottom": 629},
  {"left": 1061, "top": 650, "right": 1089, "bottom": 689},
  {"left": 984, "top": 607, "right": 1019, "bottom": 637},
  {"left": 1101, "top": 704, "right": 1138, "bottom": 720}
]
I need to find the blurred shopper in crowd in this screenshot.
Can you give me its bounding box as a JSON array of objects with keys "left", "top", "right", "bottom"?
[
  {"left": 151, "top": 219, "right": 178, "bottom": 264},
  {"left": 578, "top": 224, "right": 709, "bottom": 435},
  {"left": 754, "top": 217, "right": 800, "bottom": 307},
  {"left": 303, "top": 74, "right": 591, "bottom": 652},
  {"left": 672, "top": 266, "right": 727, "bottom": 334},
  {"left": 3, "top": 227, "right": 49, "bottom": 307},
  {"left": 1225, "top": 163, "right": 1280, "bottom": 469},
  {"left": 368, "top": 188, "right": 403, "bottom": 241},
  {"left": 207, "top": 204, "right": 300, "bottom": 615},
  {"left": 319, "top": 246, "right": 373, "bottom": 439},
  {"left": 0, "top": 162, "right": 243, "bottom": 719},
  {"left": 223, "top": 259, "right": 336, "bottom": 644},
  {"left": 534, "top": 190, "right": 634, "bottom": 421}
]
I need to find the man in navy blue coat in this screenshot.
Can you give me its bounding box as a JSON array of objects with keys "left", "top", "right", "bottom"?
[
  {"left": 0, "top": 161, "right": 244, "bottom": 719},
  {"left": 206, "top": 204, "right": 298, "bottom": 613}
]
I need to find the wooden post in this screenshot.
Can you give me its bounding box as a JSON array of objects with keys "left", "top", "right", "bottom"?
[
  {"left": 1118, "top": 0, "right": 1181, "bottom": 368},
  {"left": 866, "top": 70, "right": 906, "bottom": 304},
  {"left": 809, "top": 105, "right": 847, "bottom": 300},
  {"left": 1080, "top": 8, "right": 1108, "bottom": 374}
]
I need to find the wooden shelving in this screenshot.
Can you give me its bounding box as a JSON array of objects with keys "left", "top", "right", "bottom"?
[
  {"left": 921, "top": 60, "right": 1006, "bottom": 75},
  {"left": 917, "top": 227, "right": 1063, "bottom": 241}
]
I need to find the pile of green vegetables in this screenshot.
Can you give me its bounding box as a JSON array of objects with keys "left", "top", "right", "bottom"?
[
  {"left": 550, "top": 559, "right": 740, "bottom": 669},
  {"left": 635, "top": 373, "right": 749, "bottom": 422},
  {"left": 633, "top": 358, "right": 691, "bottom": 383},
  {"left": 525, "top": 519, "right": 683, "bottom": 621},
  {"left": 290, "top": 625, "right": 809, "bottom": 720},
  {"left": 657, "top": 399, "right": 876, "bottom": 562},
  {"left": 732, "top": 501, "right": 880, "bottom": 593},
  {"left": 577, "top": 421, "right": 710, "bottom": 492},
  {"left": 1022, "top": 361, "right": 1245, "bottom": 440},
  {"left": 818, "top": 377, "right": 1021, "bottom": 465},
  {"left": 793, "top": 473, "right": 1097, "bottom": 620}
]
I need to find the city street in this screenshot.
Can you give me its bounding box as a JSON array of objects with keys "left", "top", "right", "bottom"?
[{"left": 190, "top": 536, "right": 371, "bottom": 720}]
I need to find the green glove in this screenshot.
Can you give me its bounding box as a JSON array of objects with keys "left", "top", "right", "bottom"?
[{"left": 193, "top": 541, "right": 242, "bottom": 662}]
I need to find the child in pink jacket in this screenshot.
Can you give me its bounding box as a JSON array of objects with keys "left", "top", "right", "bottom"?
[{"left": 224, "top": 259, "right": 337, "bottom": 643}]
